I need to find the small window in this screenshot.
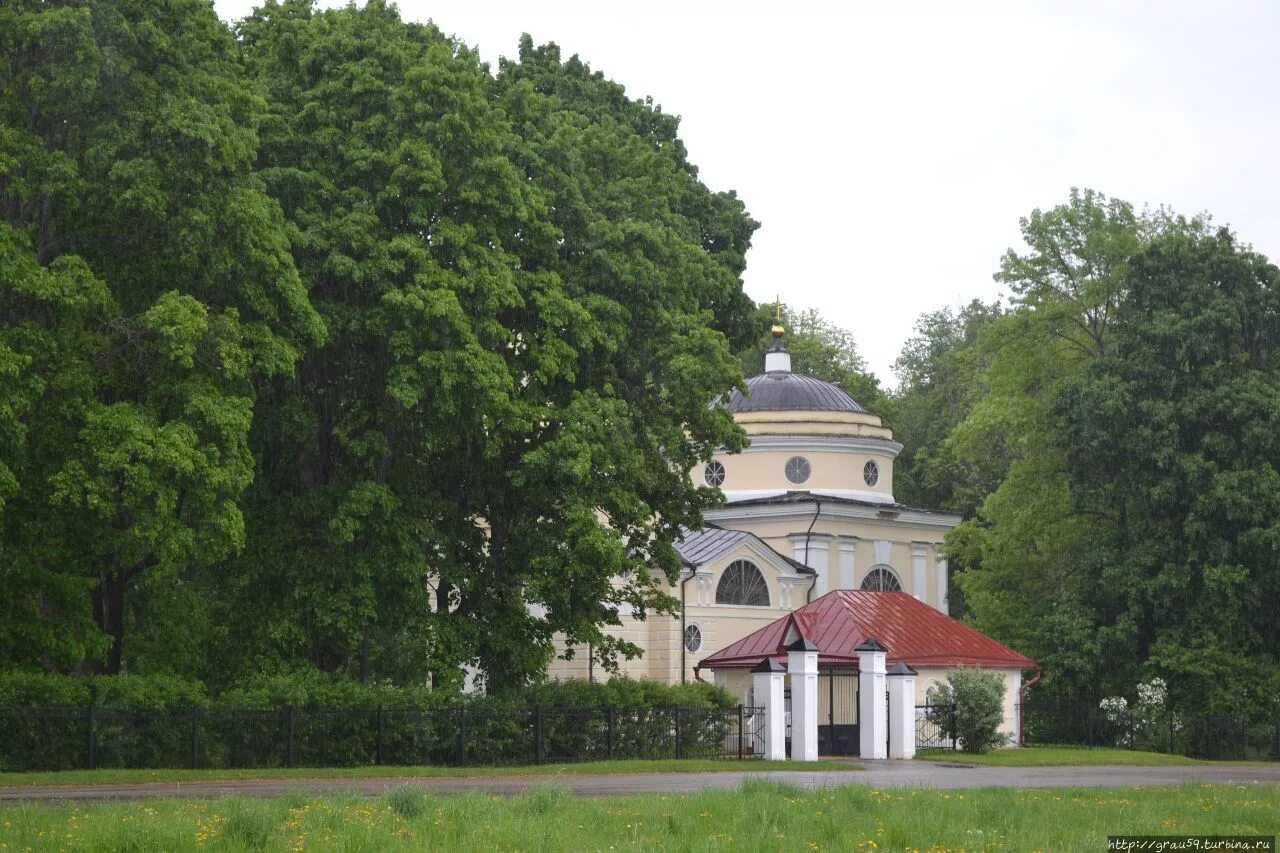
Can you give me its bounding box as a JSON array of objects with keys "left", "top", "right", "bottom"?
[
  {"left": 683, "top": 623, "right": 702, "bottom": 653},
  {"left": 863, "top": 460, "right": 880, "bottom": 487},
  {"left": 716, "top": 560, "right": 770, "bottom": 606},
  {"left": 784, "top": 456, "right": 811, "bottom": 485},
  {"left": 704, "top": 460, "right": 726, "bottom": 487},
  {"left": 861, "top": 566, "right": 902, "bottom": 592}
]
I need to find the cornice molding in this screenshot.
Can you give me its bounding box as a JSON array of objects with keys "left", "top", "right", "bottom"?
[
  {"left": 705, "top": 500, "right": 961, "bottom": 531},
  {"left": 738, "top": 434, "right": 905, "bottom": 458}
]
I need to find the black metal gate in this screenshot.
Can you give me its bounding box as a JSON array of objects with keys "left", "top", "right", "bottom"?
[{"left": 818, "top": 668, "right": 859, "bottom": 755}]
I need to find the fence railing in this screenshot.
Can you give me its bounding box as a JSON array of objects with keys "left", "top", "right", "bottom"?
[
  {"left": 1016, "top": 701, "right": 1280, "bottom": 761},
  {"left": 0, "top": 705, "right": 766, "bottom": 772},
  {"left": 915, "top": 702, "right": 956, "bottom": 750}
]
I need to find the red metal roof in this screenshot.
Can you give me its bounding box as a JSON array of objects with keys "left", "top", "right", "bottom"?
[{"left": 698, "top": 590, "right": 1037, "bottom": 671}]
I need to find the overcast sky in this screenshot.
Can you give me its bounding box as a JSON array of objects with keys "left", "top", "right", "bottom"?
[{"left": 213, "top": 0, "right": 1280, "bottom": 386}]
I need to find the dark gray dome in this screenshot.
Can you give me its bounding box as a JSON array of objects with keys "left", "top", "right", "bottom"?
[{"left": 728, "top": 372, "right": 867, "bottom": 414}]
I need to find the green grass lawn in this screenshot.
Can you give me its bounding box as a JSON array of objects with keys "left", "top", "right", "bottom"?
[
  {"left": 0, "top": 758, "right": 857, "bottom": 788},
  {"left": 1, "top": 781, "right": 1275, "bottom": 851},
  {"left": 916, "top": 745, "right": 1267, "bottom": 766}
]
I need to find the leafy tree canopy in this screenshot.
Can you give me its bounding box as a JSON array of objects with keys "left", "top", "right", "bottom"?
[
  {"left": 214, "top": 4, "right": 758, "bottom": 693},
  {"left": 1057, "top": 227, "right": 1280, "bottom": 715},
  {"left": 891, "top": 299, "right": 1003, "bottom": 514},
  {"left": 0, "top": 0, "right": 321, "bottom": 673}
]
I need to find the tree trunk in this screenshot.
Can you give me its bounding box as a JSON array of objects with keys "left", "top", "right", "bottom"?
[{"left": 90, "top": 568, "right": 127, "bottom": 674}]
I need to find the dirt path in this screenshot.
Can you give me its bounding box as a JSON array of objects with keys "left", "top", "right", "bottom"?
[{"left": 2, "top": 761, "right": 1278, "bottom": 802}]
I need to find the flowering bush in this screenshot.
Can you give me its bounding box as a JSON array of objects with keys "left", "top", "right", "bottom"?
[{"left": 1098, "top": 677, "right": 1179, "bottom": 751}]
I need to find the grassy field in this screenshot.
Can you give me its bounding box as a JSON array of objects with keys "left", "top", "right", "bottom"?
[
  {"left": 0, "top": 759, "right": 856, "bottom": 788},
  {"left": 915, "top": 746, "right": 1270, "bottom": 766},
  {"left": 1, "top": 780, "right": 1275, "bottom": 851}
]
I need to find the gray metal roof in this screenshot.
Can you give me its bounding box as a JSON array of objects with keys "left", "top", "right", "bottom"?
[
  {"left": 727, "top": 372, "right": 867, "bottom": 414},
  {"left": 674, "top": 527, "right": 750, "bottom": 566},
  {"left": 674, "top": 526, "right": 815, "bottom": 575}
]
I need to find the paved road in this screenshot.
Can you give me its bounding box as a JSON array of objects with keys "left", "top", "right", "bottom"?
[{"left": 3, "top": 761, "right": 1279, "bottom": 802}]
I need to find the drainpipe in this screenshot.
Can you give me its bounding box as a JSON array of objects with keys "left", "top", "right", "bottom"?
[
  {"left": 1019, "top": 667, "right": 1042, "bottom": 746},
  {"left": 680, "top": 569, "right": 693, "bottom": 684},
  {"left": 804, "top": 500, "right": 823, "bottom": 604}
]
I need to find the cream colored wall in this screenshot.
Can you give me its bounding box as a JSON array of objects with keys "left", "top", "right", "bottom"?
[
  {"left": 717, "top": 516, "right": 947, "bottom": 605},
  {"left": 683, "top": 604, "right": 782, "bottom": 683},
  {"left": 546, "top": 543, "right": 805, "bottom": 686},
  {"left": 706, "top": 446, "right": 896, "bottom": 499},
  {"left": 715, "top": 669, "right": 753, "bottom": 704}
]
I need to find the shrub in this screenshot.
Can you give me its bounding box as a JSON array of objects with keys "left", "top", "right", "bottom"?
[
  {"left": 1098, "top": 677, "right": 1181, "bottom": 751},
  {"left": 217, "top": 670, "right": 437, "bottom": 710},
  {"left": 92, "top": 673, "right": 208, "bottom": 710},
  {"left": 929, "top": 668, "right": 1008, "bottom": 754},
  {"left": 523, "top": 676, "right": 734, "bottom": 711},
  {"left": 0, "top": 671, "right": 93, "bottom": 707}
]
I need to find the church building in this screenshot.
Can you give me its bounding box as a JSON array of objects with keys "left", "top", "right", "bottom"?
[{"left": 547, "top": 320, "right": 1035, "bottom": 750}]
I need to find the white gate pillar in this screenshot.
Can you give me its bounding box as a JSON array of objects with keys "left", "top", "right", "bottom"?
[
  {"left": 857, "top": 637, "right": 888, "bottom": 759},
  {"left": 787, "top": 638, "right": 820, "bottom": 762},
  {"left": 751, "top": 658, "right": 788, "bottom": 761},
  {"left": 887, "top": 662, "right": 917, "bottom": 759}
]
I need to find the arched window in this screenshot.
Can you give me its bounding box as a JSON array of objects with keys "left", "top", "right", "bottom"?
[
  {"left": 716, "top": 560, "right": 770, "bottom": 606},
  {"left": 861, "top": 566, "right": 902, "bottom": 592}
]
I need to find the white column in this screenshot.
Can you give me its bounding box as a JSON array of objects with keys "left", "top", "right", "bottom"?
[
  {"left": 857, "top": 638, "right": 888, "bottom": 759},
  {"left": 752, "top": 659, "right": 788, "bottom": 761},
  {"left": 935, "top": 558, "right": 949, "bottom": 614},
  {"left": 838, "top": 538, "right": 857, "bottom": 589},
  {"left": 887, "top": 662, "right": 917, "bottom": 759},
  {"left": 787, "top": 639, "right": 820, "bottom": 762},
  {"left": 911, "top": 543, "right": 928, "bottom": 602}
]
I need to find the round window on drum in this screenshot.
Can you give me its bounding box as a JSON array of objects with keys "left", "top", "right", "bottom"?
[
  {"left": 784, "top": 456, "right": 811, "bottom": 485},
  {"left": 863, "top": 460, "right": 880, "bottom": 487},
  {"left": 704, "top": 460, "right": 726, "bottom": 487}
]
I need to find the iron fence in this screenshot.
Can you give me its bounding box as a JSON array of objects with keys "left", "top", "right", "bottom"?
[
  {"left": 915, "top": 702, "right": 956, "bottom": 750},
  {"left": 0, "top": 705, "right": 765, "bottom": 772},
  {"left": 1015, "top": 700, "right": 1280, "bottom": 761}
]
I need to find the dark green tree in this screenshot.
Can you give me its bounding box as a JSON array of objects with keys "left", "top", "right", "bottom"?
[
  {"left": 1058, "top": 228, "right": 1280, "bottom": 716},
  {"left": 224, "top": 6, "right": 757, "bottom": 691},
  {"left": 947, "top": 190, "right": 1209, "bottom": 699},
  {"left": 0, "top": 0, "right": 322, "bottom": 673}
]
